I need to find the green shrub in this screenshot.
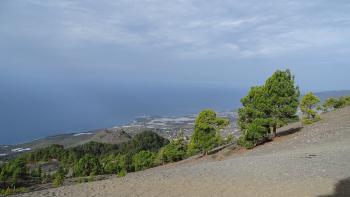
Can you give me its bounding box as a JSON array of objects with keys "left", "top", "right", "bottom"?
[
  {"left": 52, "top": 166, "right": 66, "bottom": 187},
  {"left": 159, "top": 138, "right": 187, "bottom": 164},
  {"left": 132, "top": 151, "right": 156, "bottom": 171},
  {"left": 73, "top": 155, "right": 102, "bottom": 177},
  {"left": 322, "top": 96, "right": 350, "bottom": 112},
  {"left": 0, "top": 187, "right": 28, "bottom": 196},
  {"left": 117, "top": 169, "right": 127, "bottom": 177},
  {"left": 102, "top": 154, "right": 127, "bottom": 174},
  {"left": 0, "top": 157, "right": 27, "bottom": 188},
  {"left": 302, "top": 116, "right": 321, "bottom": 125},
  {"left": 237, "top": 136, "right": 255, "bottom": 149},
  {"left": 300, "top": 92, "right": 321, "bottom": 124},
  {"left": 52, "top": 174, "right": 64, "bottom": 187}
]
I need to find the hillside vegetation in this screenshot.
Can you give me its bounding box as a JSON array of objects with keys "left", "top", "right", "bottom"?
[{"left": 12, "top": 106, "right": 350, "bottom": 197}]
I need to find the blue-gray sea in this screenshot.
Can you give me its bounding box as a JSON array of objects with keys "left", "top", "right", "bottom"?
[{"left": 0, "top": 84, "right": 245, "bottom": 144}]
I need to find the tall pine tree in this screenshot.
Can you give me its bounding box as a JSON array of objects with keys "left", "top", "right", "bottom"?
[
  {"left": 264, "top": 69, "right": 300, "bottom": 138},
  {"left": 238, "top": 69, "right": 300, "bottom": 146}
]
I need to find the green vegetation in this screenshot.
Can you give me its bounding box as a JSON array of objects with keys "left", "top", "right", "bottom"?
[
  {"left": 0, "top": 111, "right": 230, "bottom": 195},
  {"left": 300, "top": 92, "right": 321, "bottom": 124},
  {"left": 102, "top": 154, "right": 127, "bottom": 174},
  {"left": 0, "top": 130, "right": 169, "bottom": 191},
  {"left": 132, "top": 151, "right": 156, "bottom": 171},
  {"left": 188, "top": 109, "right": 229, "bottom": 155},
  {"left": 158, "top": 137, "right": 187, "bottom": 163},
  {"left": 117, "top": 169, "right": 127, "bottom": 177},
  {"left": 264, "top": 69, "right": 300, "bottom": 137},
  {"left": 0, "top": 157, "right": 27, "bottom": 189},
  {"left": 123, "top": 130, "right": 169, "bottom": 154},
  {"left": 0, "top": 187, "right": 28, "bottom": 196},
  {"left": 73, "top": 155, "right": 102, "bottom": 177},
  {"left": 321, "top": 96, "right": 350, "bottom": 112},
  {"left": 238, "top": 86, "right": 271, "bottom": 148},
  {"left": 52, "top": 173, "right": 64, "bottom": 187},
  {"left": 238, "top": 69, "right": 300, "bottom": 148},
  {"left": 52, "top": 167, "right": 66, "bottom": 187},
  {"left": 0, "top": 109, "right": 231, "bottom": 195}
]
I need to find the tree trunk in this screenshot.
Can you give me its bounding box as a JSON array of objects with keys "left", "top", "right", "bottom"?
[{"left": 272, "top": 126, "right": 277, "bottom": 139}]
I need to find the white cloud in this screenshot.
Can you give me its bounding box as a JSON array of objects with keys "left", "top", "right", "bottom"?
[{"left": 3, "top": 0, "right": 350, "bottom": 58}]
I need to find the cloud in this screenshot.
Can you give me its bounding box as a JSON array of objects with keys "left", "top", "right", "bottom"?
[{"left": 1, "top": 0, "right": 350, "bottom": 58}]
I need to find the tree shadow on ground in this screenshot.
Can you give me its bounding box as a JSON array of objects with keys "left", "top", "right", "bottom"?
[
  {"left": 276, "top": 127, "right": 302, "bottom": 137},
  {"left": 319, "top": 177, "right": 350, "bottom": 197}
]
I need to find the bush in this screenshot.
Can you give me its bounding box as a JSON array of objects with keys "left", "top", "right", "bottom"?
[
  {"left": 321, "top": 96, "right": 350, "bottom": 112},
  {"left": 102, "top": 154, "right": 127, "bottom": 174},
  {"left": 157, "top": 139, "right": 187, "bottom": 164},
  {"left": 73, "top": 155, "right": 102, "bottom": 177},
  {"left": 117, "top": 169, "right": 127, "bottom": 177},
  {"left": 300, "top": 92, "right": 321, "bottom": 124},
  {"left": 302, "top": 116, "right": 321, "bottom": 125},
  {"left": 0, "top": 187, "right": 28, "bottom": 196},
  {"left": 52, "top": 167, "right": 66, "bottom": 187},
  {"left": 237, "top": 136, "right": 255, "bottom": 149},
  {"left": 0, "top": 157, "right": 27, "bottom": 188},
  {"left": 52, "top": 174, "right": 64, "bottom": 187},
  {"left": 132, "top": 151, "right": 156, "bottom": 171}
]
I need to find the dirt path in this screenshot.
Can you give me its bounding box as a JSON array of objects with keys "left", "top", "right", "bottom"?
[{"left": 14, "top": 107, "right": 350, "bottom": 197}]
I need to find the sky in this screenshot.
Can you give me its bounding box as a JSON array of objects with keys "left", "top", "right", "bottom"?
[{"left": 1, "top": 0, "right": 350, "bottom": 144}]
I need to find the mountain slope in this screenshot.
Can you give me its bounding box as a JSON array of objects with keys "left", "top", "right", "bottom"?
[{"left": 15, "top": 107, "right": 350, "bottom": 197}]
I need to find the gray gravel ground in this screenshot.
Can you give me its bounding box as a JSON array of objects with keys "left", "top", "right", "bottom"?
[{"left": 14, "top": 107, "right": 350, "bottom": 197}]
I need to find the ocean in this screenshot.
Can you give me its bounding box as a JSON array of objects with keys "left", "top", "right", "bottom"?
[{"left": 0, "top": 84, "right": 246, "bottom": 144}]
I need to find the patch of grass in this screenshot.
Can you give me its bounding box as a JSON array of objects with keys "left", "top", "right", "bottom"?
[
  {"left": 237, "top": 137, "right": 255, "bottom": 149},
  {"left": 0, "top": 187, "right": 28, "bottom": 196},
  {"left": 302, "top": 116, "right": 321, "bottom": 125},
  {"left": 117, "top": 169, "right": 127, "bottom": 177}
]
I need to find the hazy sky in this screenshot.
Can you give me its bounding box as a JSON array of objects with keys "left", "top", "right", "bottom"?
[
  {"left": 1, "top": 0, "right": 350, "bottom": 143},
  {"left": 1, "top": 0, "right": 350, "bottom": 90}
]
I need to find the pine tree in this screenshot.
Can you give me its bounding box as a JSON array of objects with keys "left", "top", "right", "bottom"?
[
  {"left": 264, "top": 69, "right": 300, "bottom": 138},
  {"left": 188, "top": 109, "right": 229, "bottom": 154},
  {"left": 300, "top": 92, "right": 320, "bottom": 124},
  {"left": 238, "top": 69, "right": 300, "bottom": 148}
]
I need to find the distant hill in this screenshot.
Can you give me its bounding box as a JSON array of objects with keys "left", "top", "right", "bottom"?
[
  {"left": 90, "top": 128, "right": 131, "bottom": 144},
  {"left": 0, "top": 128, "right": 132, "bottom": 159},
  {"left": 314, "top": 90, "right": 350, "bottom": 101}
]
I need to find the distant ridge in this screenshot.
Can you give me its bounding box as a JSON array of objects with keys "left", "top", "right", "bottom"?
[{"left": 314, "top": 90, "right": 350, "bottom": 101}]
